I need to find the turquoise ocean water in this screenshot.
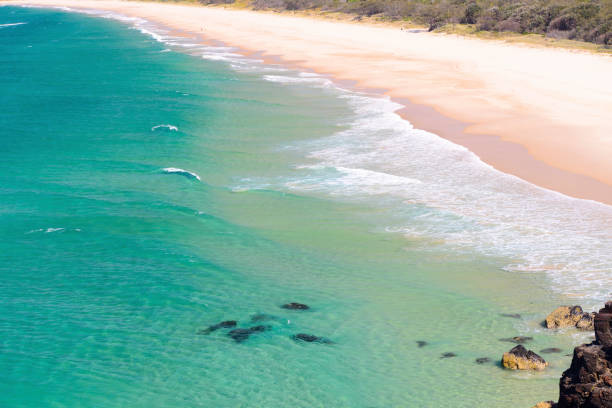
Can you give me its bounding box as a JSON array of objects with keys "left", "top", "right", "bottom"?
[{"left": 1, "top": 6, "right": 611, "bottom": 407}]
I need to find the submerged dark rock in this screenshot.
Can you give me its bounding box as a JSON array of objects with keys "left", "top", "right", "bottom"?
[
  {"left": 197, "top": 320, "right": 237, "bottom": 335},
  {"left": 228, "top": 328, "right": 251, "bottom": 343},
  {"left": 501, "top": 313, "right": 522, "bottom": 319},
  {"left": 540, "top": 348, "right": 563, "bottom": 354},
  {"left": 476, "top": 357, "right": 491, "bottom": 364},
  {"left": 416, "top": 341, "right": 428, "bottom": 348},
  {"left": 250, "top": 313, "right": 276, "bottom": 322},
  {"left": 499, "top": 336, "right": 534, "bottom": 344},
  {"left": 292, "top": 333, "right": 333, "bottom": 344},
  {"left": 557, "top": 301, "right": 612, "bottom": 407},
  {"left": 248, "top": 325, "right": 269, "bottom": 333},
  {"left": 281, "top": 302, "right": 310, "bottom": 310},
  {"left": 228, "top": 325, "right": 271, "bottom": 343},
  {"left": 502, "top": 345, "right": 548, "bottom": 370},
  {"left": 441, "top": 352, "right": 457, "bottom": 359}
]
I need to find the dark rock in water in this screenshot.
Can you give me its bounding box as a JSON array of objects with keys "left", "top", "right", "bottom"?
[
  {"left": 475, "top": 357, "right": 491, "bottom": 364},
  {"left": 540, "top": 348, "right": 563, "bottom": 354},
  {"left": 501, "top": 313, "right": 522, "bottom": 319},
  {"left": 558, "top": 342, "right": 612, "bottom": 407},
  {"left": 502, "top": 345, "right": 548, "bottom": 370},
  {"left": 281, "top": 302, "right": 310, "bottom": 310},
  {"left": 248, "top": 325, "right": 269, "bottom": 333},
  {"left": 441, "top": 352, "right": 457, "bottom": 359},
  {"left": 197, "top": 320, "right": 237, "bottom": 335},
  {"left": 292, "top": 333, "right": 334, "bottom": 344},
  {"left": 416, "top": 340, "right": 428, "bottom": 348},
  {"left": 558, "top": 301, "right": 612, "bottom": 408},
  {"left": 499, "top": 336, "right": 533, "bottom": 344},
  {"left": 294, "top": 333, "right": 319, "bottom": 342},
  {"left": 250, "top": 313, "right": 276, "bottom": 322},
  {"left": 228, "top": 328, "right": 252, "bottom": 343},
  {"left": 228, "top": 325, "right": 271, "bottom": 343}
]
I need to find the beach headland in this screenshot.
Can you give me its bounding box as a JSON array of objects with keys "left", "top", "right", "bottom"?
[{"left": 6, "top": 0, "right": 612, "bottom": 204}]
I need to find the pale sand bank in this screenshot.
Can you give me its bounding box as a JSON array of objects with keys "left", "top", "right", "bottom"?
[{"left": 6, "top": 0, "right": 612, "bottom": 204}]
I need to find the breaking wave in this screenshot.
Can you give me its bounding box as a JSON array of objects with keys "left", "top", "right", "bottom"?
[
  {"left": 151, "top": 124, "right": 178, "bottom": 132},
  {"left": 0, "top": 22, "right": 27, "bottom": 28},
  {"left": 162, "top": 167, "right": 201, "bottom": 181}
]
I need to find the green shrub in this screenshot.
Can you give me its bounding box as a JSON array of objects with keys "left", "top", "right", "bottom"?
[
  {"left": 240, "top": 0, "right": 611, "bottom": 45},
  {"left": 549, "top": 14, "right": 577, "bottom": 30},
  {"left": 462, "top": 2, "right": 481, "bottom": 24}
]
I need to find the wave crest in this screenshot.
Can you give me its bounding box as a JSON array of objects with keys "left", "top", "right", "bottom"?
[
  {"left": 0, "top": 22, "right": 27, "bottom": 28},
  {"left": 162, "top": 167, "right": 201, "bottom": 181},
  {"left": 151, "top": 124, "right": 178, "bottom": 132}
]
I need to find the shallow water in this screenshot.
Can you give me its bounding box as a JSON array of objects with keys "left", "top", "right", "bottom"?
[{"left": 0, "top": 6, "right": 609, "bottom": 407}]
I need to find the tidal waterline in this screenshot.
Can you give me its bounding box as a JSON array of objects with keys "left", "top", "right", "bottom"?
[{"left": 0, "top": 6, "right": 606, "bottom": 407}]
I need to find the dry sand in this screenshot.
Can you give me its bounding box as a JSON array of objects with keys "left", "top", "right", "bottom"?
[{"left": 6, "top": 0, "right": 612, "bottom": 203}]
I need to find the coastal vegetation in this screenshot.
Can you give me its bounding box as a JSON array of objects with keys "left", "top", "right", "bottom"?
[{"left": 198, "top": 0, "right": 611, "bottom": 45}]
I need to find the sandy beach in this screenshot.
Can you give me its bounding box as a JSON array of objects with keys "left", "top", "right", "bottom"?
[{"left": 6, "top": 0, "right": 612, "bottom": 204}]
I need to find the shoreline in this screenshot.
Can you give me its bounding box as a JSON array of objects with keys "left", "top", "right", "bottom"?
[
  {"left": 2, "top": 6, "right": 610, "bottom": 406},
  {"left": 5, "top": 0, "right": 612, "bottom": 205}
]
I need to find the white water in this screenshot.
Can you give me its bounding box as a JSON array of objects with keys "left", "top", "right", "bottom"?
[
  {"left": 0, "top": 22, "right": 27, "bottom": 27},
  {"left": 162, "top": 167, "right": 201, "bottom": 181},
  {"left": 151, "top": 124, "right": 178, "bottom": 132},
  {"left": 23, "top": 4, "right": 612, "bottom": 306},
  {"left": 281, "top": 91, "right": 612, "bottom": 305}
]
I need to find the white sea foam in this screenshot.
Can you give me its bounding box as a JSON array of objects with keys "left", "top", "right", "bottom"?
[
  {"left": 0, "top": 22, "right": 27, "bottom": 28},
  {"left": 29, "top": 4, "right": 612, "bottom": 305},
  {"left": 24, "top": 4, "right": 266, "bottom": 70},
  {"left": 151, "top": 124, "right": 178, "bottom": 132},
  {"left": 287, "top": 165, "right": 421, "bottom": 196},
  {"left": 135, "top": 26, "right": 166, "bottom": 43},
  {"left": 278, "top": 88, "right": 612, "bottom": 305},
  {"left": 18, "top": 4, "right": 288, "bottom": 79},
  {"left": 162, "top": 167, "right": 201, "bottom": 181},
  {"left": 26, "top": 227, "right": 75, "bottom": 234},
  {"left": 200, "top": 52, "right": 243, "bottom": 62},
  {"left": 263, "top": 74, "right": 334, "bottom": 89}
]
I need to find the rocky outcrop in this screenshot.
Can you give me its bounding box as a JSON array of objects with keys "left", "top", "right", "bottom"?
[
  {"left": 576, "top": 313, "right": 596, "bottom": 330},
  {"left": 557, "top": 301, "right": 612, "bottom": 408},
  {"left": 546, "top": 306, "right": 595, "bottom": 330},
  {"left": 502, "top": 345, "right": 548, "bottom": 370},
  {"left": 595, "top": 303, "right": 612, "bottom": 346}
]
